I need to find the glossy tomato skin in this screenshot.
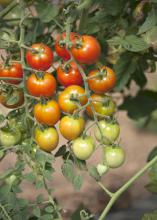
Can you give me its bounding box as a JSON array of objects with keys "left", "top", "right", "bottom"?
[
  {"left": 26, "top": 72, "right": 56, "bottom": 97},
  {"left": 26, "top": 43, "right": 53, "bottom": 71},
  {"left": 103, "top": 146, "right": 125, "bottom": 168},
  {"left": 59, "top": 116, "right": 85, "bottom": 140},
  {"left": 0, "top": 89, "right": 24, "bottom": 109},
  {"left": 57, "top": 61, "right": 83, "bottom": 87},
  {"left": 35, "top": 127, "right": 59, "bottom": 152},
  {"left": 58, "top": 85, "right": 87, "bottom": 114},
  {"left": 71, "top": 35, "right": 101, "bottom": 64},
  {"left": 55, "top": 32, "right": 79, "bottom": 60},
  {"left": 0, "top": 63, "right": 23, "bottom": 84},
  {"left": 34, "top": 100, "right": 61, "bottom": 126},
  {"left": 94, "top": 120, "right": 120, "bottom": 144},
  {"left": 88, "top": 66, "right": 116, "bottom": 94},
  {"left": 72, "top": 136, "right": 95, "bottom": 160},
  {"left": 86, "top": 94, "right": 116, "bottom": 118}
]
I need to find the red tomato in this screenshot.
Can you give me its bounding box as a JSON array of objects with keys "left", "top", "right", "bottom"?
[
  {"left": 0, "top": 62, "right": 23, "bottom": 84},
  {"left": 26, "top": 43, "right": 53, "bottom": 71},
  {"left": 55, "top": 32, "right": 79, "bottom": 60},
  {"left": 26, "top": 72, "right": 56, "bottom": 97},
  {"left": 57, "top": 61, "right": 83, "bottom": 87},
  {"left": 71, "top": 35, "right": 101, "bottom": 64},
  {"left": 58, "top": 85, "right": 87, "bottom": 114},
  {"left": 34, "top": 100, "right": 61, "bottom": 126},
  {"left": 88, "top": 66, "right": 116, "bottom": 94}
]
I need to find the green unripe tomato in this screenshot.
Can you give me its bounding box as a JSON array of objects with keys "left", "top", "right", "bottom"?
[
  {"left": 94, "top": 120, "right": 120, "bottom": 144},
  {"left": 0, "top": 128, "right": 21, "bottom": 147},
  {"left": 103, "top": 146, "right": 125, "bottom": 168},
  {"left": 72, "top": 136, "right": 95, "bottom": 160}
]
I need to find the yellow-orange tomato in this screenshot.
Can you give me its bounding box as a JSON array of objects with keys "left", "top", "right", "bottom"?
[
  {"left": 59, "top": 116, "right": 85, "bottom": 140},
  {"left": 34, "top": 127, "right": 59, "bottom": 152},
  {"left": 86, "top": 94, "right": 116, "bottom": 119},
  {"left": 58, "top": 85, "right": 87, "bottom": 114},
  {"left": 88, "top": 66, "right": 116, "bottom": 94},
  {"left": 34, "top": 100, "right": 61, "bottom": 126}
]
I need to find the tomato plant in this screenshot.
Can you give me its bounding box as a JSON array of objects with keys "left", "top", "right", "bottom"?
[
  {"left": 57, "top": 61, "right": 83, "bottom": 87},
  {"left": 0, "top": 62, "right": 23, "bottom": 84},
  {"left": 103, "top": 146, "right": 126, "bottom": 168},
  {"left": 26, "top": 72, "right": 56, "bottom": 97},
  {"left": 72, "top": 136, "right": 95, "bottom": 160},
  {"left": 0, "top": 1, "right": 157, "bottom": 220},
  {"left": 34, "top": 127, "right": 59, "bottom": 152},
  {"left": 59, "top": 116, "right": 85, "bottom": 140},
  {"left": 55, "top": 32, "right": 79, "bottom": 61},
  {"left": 94, "top": 119, "right": 120, "bottom": 144},
  {"left": 26, "top": 43, "right": 53, "bottom": 71},
  {"left": 88, "top": 66, "right": 116, "bottom": 94},
  {"left": 71, "top": 35, "right": 101, "bottom": 64},
  {"left": 86, "top": 94, "right": 116, "bottom": 118},
  {"left": 34, "top": 100, "right": 61, "bottom": 126},
  {"left": 58, "top": 85, "right": 87, "bottom": 114}
]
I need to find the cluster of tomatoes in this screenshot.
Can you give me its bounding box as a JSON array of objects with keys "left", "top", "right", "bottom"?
[{"left": 0, "top": 32, "right": 125, "bottom": 172}]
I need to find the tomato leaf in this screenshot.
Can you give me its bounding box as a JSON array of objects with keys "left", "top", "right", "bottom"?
[
  {"left": 61, "top": 160, "right": 74, "bottom": 182},
  {"left": 89, "top": 166, "right": 101, "bottom": 181},
  {"left": 33, "top": 207, "right": 41, "bottom": 218},
  {"left": 36, "top": 2, "right": 59, "bottom": 23},
  {"left": 73, "top": 175, "right": 83, "bottom": 191},
  {"left": 147, "top": 146, "right": 157, "bottom": 162},
  {"left": 45, "top": 206, "right": 54, "bottom": 213},
  {"left": 24, "top": 172, "right": 36, "bottom": 183}
]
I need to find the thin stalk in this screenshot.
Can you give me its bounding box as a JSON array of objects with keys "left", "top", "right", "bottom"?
[
  {"left": 0, "top": 0, "right": 18, "bottom": 18},
  {"left": 0, "top": 203, "right": 12, "bottom": 220},
  {"left": 98, "top": 155, "right": 157, "bottom": 220}
]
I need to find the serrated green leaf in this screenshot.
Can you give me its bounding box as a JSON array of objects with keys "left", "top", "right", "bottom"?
[
  {"left": 89, "top": 166, "right": 101, "bottom": 181},
  {"left": 35, "top": 180, "right": 44, "bottom": 189},
  {"left": 43, "top": 170, "right": 53, "bottom": 181},
  {"left": 120, "top": 90, "right": 157, "bottom": 119},
  {"left": 24, "top": 172, "right": 36, "bottom": 183},
  {"left": 36, "top": 194, "right": 44, "bottom": 204},
  {"left": 123, "top": 35, "right": 149, "bottom": 52},
  {"left": 73, "top": 175, "right": 83, "bottom": 191},
  {"left": 33, "top": 207, "right": 41, "bottom": 217},
  {"left": 138, "top": 10, "right": 157, "bottom": 35},
  {"left": 41, "top": 214, "right": 53, "bottom": 220},
  {"left": 36, "top": 2, "right": 59, "bottom": 23},
  {"left": 61, "top": 160, "right": 74, "bottom": 182},
  {"left": 114, "top": 53, "right": 137, "bottom": 91}
]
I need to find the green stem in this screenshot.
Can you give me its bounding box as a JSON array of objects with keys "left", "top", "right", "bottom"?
[
  {"left": 98, "top": 155, "right": 157, "bottom": 220},
  {"left": 98, "top": 182, "right": 114, "bottom": 198},
  {"left": 0, "top": 0, "right": 18, "bottom": 18},
  {"left": 0, "top": 203, "right": 12, "bottom": 220}
]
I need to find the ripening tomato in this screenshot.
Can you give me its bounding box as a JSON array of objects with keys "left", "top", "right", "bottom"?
[
  {"left": 72, "top": 136, "right": 95, "bottom": 160},
  {"left": 0, "top": 89, "right": 24, "bottom": 109},
  {"left": 58, "top": 85, "right": 87, "bottom": 114},
  {"left": 86, "top": 94, "right": 116, "bottom": 118},
  {"left": 71, "top": 35, "right": 101, "bottom": 64},
  {"left": 26, "top": 43, "right": 53, "bottom": 71},
  {"left": 34, "top": 127, "right": 59, "bottom": 152},
  {"left": 57, "top": 61, "right": 83, "bottom": 87},
  {"left": 26, "top": 72, "right": 56, "bottom": 97},
  {"left": 0, "top": 62, "right": 23, "bottom": 84},
  {"left": 59, "top": 116, "right": 85, "bottom": 140},
  {"left": 103, "top": 146, "right": 125, "bottom": 168},
  {"left": 55, "top": 32, "right": 79, "bottom": 60},
  {"left": 88, "top": 66, "right": 116, "bottom": 94},
  {"left": 34, "top": 100, "right": 61, "bottom": 126},
  {"left": 94, "top": 120, "right": 120, "bottom": 144}
]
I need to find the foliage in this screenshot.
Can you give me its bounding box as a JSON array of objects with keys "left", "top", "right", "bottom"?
[{"left": 0, "top": 0, "right": 157, "bottom": 220}]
